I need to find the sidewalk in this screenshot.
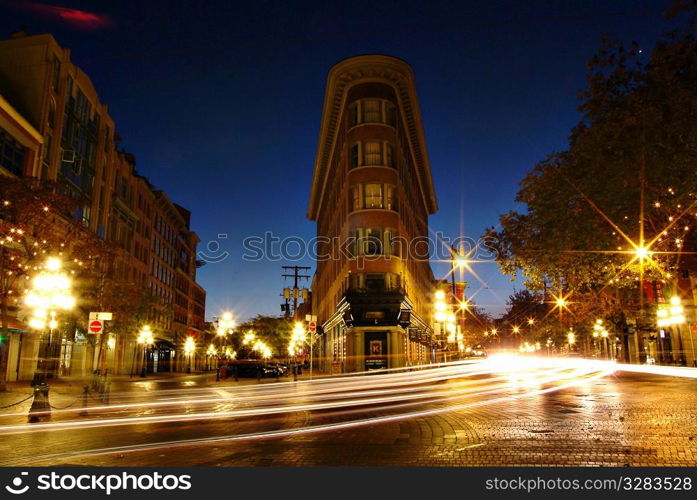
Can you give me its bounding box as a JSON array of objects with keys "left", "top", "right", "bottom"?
[{"left": 0, "top": 369, "right": 329, "bottom": 412}]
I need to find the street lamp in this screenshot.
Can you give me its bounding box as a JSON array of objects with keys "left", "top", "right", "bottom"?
[
  {"left": 25, "top": 257, "right": 75, "bottom": 383},
  {"left": 657, "top": 295, "right": 689, "bottom": 365},
  {"left": 217, "top": 311, "right": 235, "bottom": 336},
  {"left": 288, "top": 322, "right": 306, "bottom": 381},
  {"left": 206, "top": 343, "right": 218, "bottom": 371},
  {"left": 434, "top": 289, "right": 457, "bottom": 360},
  {"left": 137, "top": 325, "right": 154, "bottom": 377},
  {"left": 184, "top": 336, "right": 196, "bottom": 373},
  {"left": 214, "top": 311, "right": 235, "bottom": 378},
  {"left": 567, "top": 329, "right": 576, "bottom": 351}
]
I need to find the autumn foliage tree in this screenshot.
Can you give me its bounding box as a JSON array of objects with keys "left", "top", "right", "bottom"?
[
  {"left": 0, "top": 175, "right": 113, "bottom": 389},
  {"left": 487, "top": 5, "right": 697, "bottom": 334}
]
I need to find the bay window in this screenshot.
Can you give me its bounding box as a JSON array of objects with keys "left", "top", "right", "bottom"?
[{"left": 349, "top": 183, "right": 397, "bottom": 211}]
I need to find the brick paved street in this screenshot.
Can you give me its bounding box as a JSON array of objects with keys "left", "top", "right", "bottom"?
[{"left": 1, "top": 370, "right": 694, "bottom": 467}]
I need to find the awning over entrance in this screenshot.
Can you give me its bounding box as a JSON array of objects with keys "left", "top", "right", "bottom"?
[
  {"left": 0, "top": 317, "right": 30, "bottom": 333},
  {"left": 154, "top": 338, "right": 176, "bottom": 350}
]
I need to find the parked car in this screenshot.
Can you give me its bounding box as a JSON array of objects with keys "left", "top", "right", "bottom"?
[{"left": 225, "top": 360, "right": 289, "bottom": 378}]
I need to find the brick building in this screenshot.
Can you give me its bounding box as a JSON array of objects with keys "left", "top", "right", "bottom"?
[
  {"left": 0, "top": 30, "right": 206, "bottom": 380},
  {"left": 308, "top": 55, "right": 438, "bottom": 373}
]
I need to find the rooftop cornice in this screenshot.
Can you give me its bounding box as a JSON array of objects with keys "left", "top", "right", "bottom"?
[{"left": 308, "top": 55, "right": 438, "bottom": 221}]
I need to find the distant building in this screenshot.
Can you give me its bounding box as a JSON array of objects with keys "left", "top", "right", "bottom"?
[
  {"left": 308, "top": 55, "right": 438, "bottom": 373},
  {"left": 0, "top": 30, "right": 207, "bottom": 380}
]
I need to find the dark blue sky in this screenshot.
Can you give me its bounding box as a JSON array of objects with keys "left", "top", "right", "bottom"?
[{"left": 1, "top": 0, "right": 673, "bottom": 320}]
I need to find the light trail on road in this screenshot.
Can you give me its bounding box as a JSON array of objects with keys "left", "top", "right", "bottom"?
[
  {"left": 3, "top": 355, "right": 696, "bottom": 465},
  {"left": 0, "top": 355, "right": 624, "bottom": 465}
]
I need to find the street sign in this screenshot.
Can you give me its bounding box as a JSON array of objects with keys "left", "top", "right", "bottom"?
[
  {"left": 89, "top": 312, "right": 112, "bottom": 321},
  {"left": 308, "top": 321, "right": 317, "bottom": 333},
  {"left": 89, "top": 320, "right": 103, "bottom": 334}
]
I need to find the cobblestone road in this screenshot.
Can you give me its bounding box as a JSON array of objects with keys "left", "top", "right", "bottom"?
[{"left": 8, "top": 371, "right": 693, "bottom": 467}]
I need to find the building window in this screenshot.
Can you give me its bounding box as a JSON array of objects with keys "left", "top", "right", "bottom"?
[
  {"left": 44, "top": 134, "right": 52, "bottom": 163},
  {"left": 364, "top": 227, "right": 382, "bottom": 255},
  {"left": 348, "top": 102, "right": 359, "bottom": 127},
  {"left": 365, "top": 273, "right": 385, "bottom": 290},
  {"left": 51, "top": 55, "right": 61, "bottom": 91},
  {"left": 349, "top": 272, "right": 401, "bottom": 290},
  {"left": 349, "top": 99, "right": 397, "bottom": 127},
  {"left": 0, "top": 127, "right": 26, "bottom": 177},
  {"left": 362, "top": 99, "right": 381, "bottom": 123},
  {"left": 385, "top": 184, "right": 396, "bottom": 210},
  {"left": 350, "top": 143, "right": 359, "bottom": 168},
  {"left": 384, "top": 227, "right": 397, "bottom": 256},
  {"left": 385, "top": 102, "right": 396, "bottom": 126},
  {"left": 385, "top": 143, "right": 394, "bottom": 167},
  {"left": 350, "top": 183, "right": 397, "bottom": 211},
  {"left": 48, "top": 98, "right": 57, "bottom": 129},
  {"left": 352, "top": 227, "right": 397, "bottom": 256},
  {"left": 351, "top": 184, "right": 362, "bottom": 211},
  {"left": 350, "top": 141, "right": 395, "bottom": 168},
  {"left": 364, "top": 183, "right": 382, "bottom": 209},
  {"left": 363, "top": 141, "right": 382, "bottom": 165}
]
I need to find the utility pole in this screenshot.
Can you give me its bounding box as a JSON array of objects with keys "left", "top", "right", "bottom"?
[{"left": 282, "top": 266, "right": 311, "bottom": 319}]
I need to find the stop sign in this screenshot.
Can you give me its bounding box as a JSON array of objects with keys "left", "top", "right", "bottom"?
[{"left": 89, "top": 320, "right": 103, "bottom": 334}]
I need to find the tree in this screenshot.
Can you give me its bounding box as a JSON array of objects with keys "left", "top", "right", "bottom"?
[
  {"left": 234, "top": 315, "right": 294, "bottom": 359},
  {"left": 487, "top": 6, "right": 697, "bottom": 334},
  {"left": 0, "top": 176, "right": 113, "bottom": 389},
  {"left": 463, "top": 304, "right": 494, "bottom": 347}
]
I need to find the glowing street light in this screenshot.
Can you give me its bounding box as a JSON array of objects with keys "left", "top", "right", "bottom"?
[
  {"left": 634, "top": 245, "right": 652, "bottom": 261},
  {"left": 25, "top": 257, "right": 75, "bottom": 382},
  {"left": 242, "top": 330, "right": 257, "bottom": 345},
  {"left": 217, "top": 311, "right": 235, "bottom": 336},
  {"left": 137, "top": 325, "right": 154, "bottom": 377},
  {"left": 567, "top": 330, "right": 576, "bottom": 345},
  {"left": 184, "top": 336, "right": 196, "bottom": 373}
]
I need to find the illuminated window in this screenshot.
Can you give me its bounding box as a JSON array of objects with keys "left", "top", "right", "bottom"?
[
  {"left": 364, "top": 183, "right": 383, "bottom": 208},
  {"left": 385, "top": 184, "right": 396, "bottom": 210},
  {"left": 351, "top": 184, "right": 362, "bottom": 211},
  {"left": 363, "top": 141, "right": 382, "bottom": 165}
]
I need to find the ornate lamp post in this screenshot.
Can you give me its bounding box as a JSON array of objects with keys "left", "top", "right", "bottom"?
[
  {"left": 25, "top": 257, "right": 75, "bottom": 383},
  {"left": 137, "top": 325, "right": 154, "bottom": 377},
  {"left": 213, "top": 311, "right": 235, "bottom": 379},
  {"left": 184, "top": 336, "right": 196, "bottom": 373},
  {"left": 25, "top": 257, "right": 75, "bottom": 421},
  {"left": 434, "top": 290, "right": 457, "bottom": 361},
  {"left": 288, "top": 322, "right": 306, "bottom": 381}
]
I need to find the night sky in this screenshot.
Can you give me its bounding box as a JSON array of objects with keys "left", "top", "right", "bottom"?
[{"left": 0, "top": 0, "right": 673, "bottom": 321}]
